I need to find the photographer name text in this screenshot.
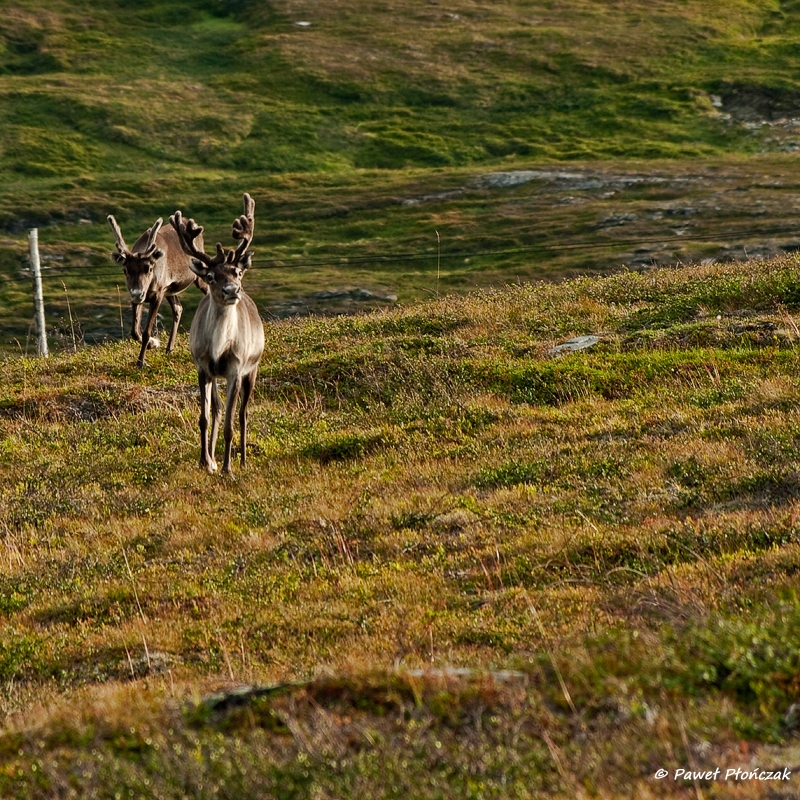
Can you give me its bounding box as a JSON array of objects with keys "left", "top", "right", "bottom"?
[{"left": 654, "top": 767, "right": 791, "bottom": 782}]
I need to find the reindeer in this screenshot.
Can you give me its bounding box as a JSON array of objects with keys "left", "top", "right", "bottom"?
[
  {"left": 107, "top": 215, "right": 208, "bottom": 368},
  {"left": 169, "top": 194, "right": 265, "bottom": 475}
]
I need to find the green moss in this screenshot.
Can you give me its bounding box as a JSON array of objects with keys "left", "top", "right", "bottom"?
[{"left": 303, "top": 430, "right": 392, "bottom": 463}]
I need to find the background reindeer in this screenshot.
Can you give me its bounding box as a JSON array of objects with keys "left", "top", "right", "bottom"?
[
  {"left": 170, "top": 194, "right": 265, "bottom": 475},
  {"left": 107, "top": 215, "right": 208, "bottom": 367}
]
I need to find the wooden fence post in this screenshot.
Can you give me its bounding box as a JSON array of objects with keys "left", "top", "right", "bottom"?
[{"left": 28, "top": 228, "right": 48, "bottom": 358}]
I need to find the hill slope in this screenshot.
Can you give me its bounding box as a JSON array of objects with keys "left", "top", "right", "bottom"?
[
  {"left": 1, "top": 0, "right": 796, "bottom": 178},
  {"left": 4, "top": 0, "right": 800, "bottom": 349},
  {"left": 2, "top": 259, "right": 800, "bottom": 796}
]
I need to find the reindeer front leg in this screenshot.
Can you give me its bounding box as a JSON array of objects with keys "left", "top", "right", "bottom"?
[
  {"left": 198, "top": 370, "right": 217, "bottom": 473},
  {"left": 222, "top": 374, "right": 241, "bottom": 475},
  {"left": 239, "top": 369, "right": 256, "bottom": 467},
  {"left": 131, "top": 302, "right": 143, "bottom": 342},
  {"left": 209, "top": 378, "right": 221, "bottom": 472},
  {"left": 137, "top": 294, "right": 164, "bottom": 367},
  {"left": 165, "top": 294, "right": 183, "bottom": 353}
]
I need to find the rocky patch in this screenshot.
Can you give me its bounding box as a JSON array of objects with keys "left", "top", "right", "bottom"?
[{"left": 265, "top": 286, "right": 398, "bottom": 318}]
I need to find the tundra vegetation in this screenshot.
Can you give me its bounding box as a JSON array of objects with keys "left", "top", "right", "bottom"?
[
  {"left": 2, "top": 259, "right": 800, "bottom": 796},
  {"left": 3, "top": 0, "right": 800, "bottom": 796}
]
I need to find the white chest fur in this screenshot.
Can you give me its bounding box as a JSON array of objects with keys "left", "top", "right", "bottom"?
[
  {"left": 191, "top": 298, "right": 241, "bottom": 371},
  {"left": 209, "top": 303, "right": 239, "bottom": 363}
]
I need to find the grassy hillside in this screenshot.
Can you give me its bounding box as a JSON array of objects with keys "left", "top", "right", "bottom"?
[
  {"left": 4, "top": 1, "right": 800, "bottom": 348},
  {"left": 0, "top": 1, "right": 754, "bottom": 177},
  {"left": 2, "top": 259, "right": 800, "bottom": 796},
  {"left": 0, "top": 0, "right": 793, "bottom": 177},
  {"left": 5, "top": 2, "right": 800, "bottom": 795}
]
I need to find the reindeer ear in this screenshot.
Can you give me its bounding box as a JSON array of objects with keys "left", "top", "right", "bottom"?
[
  {"left": 150, "top": 248, "right": 165, "bottom": 261},
  {"left": 239, "top": 251, "right": 253, "bottom": 272},
  {"left": 189, "top": 259, "right": 211, "bottom": 279},
  {"left": 111, "top": 252, "right": 126, "bottom": 265}
]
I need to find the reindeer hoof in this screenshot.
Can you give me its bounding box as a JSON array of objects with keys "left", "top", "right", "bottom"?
[
  {"left": 201, "top": 459, "right": 218, "bottom": 473},
  {"left": 147, "top": 337, "right": 160, "bottom": 350}
]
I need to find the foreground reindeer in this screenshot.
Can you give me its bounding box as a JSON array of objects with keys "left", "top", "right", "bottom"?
[
  {"left": 170, "top": 194, "right": 265, "bottom": 475},
  {"left": 107, "top": 215, "right": 208, "bottom": 367}
]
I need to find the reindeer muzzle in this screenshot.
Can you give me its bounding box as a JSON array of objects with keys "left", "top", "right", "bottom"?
[{"left": 222, "top": 286, "right": 241, "bottom": 305}]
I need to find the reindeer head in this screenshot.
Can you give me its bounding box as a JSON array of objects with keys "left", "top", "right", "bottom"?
[
  {"left": 169, "top": 194, "right": 255, "bottom": 308},
  {"left": 107, "top": 216, "right": 165, "bottom": 305}
]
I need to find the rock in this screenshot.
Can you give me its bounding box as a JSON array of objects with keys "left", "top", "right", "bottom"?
[
  {"left": 598, "top": 213, "right": 638, "bottom": 227},
  {"left": 405, "top": 667, "right": 527, "bottom": 682},
  {"left": 121, "top": 650, "right": 176, "bottom": 678},
  {"left": 664, "top": 206, "right": 698, "bottom": 217},
  {"left": 267, "top": 287, "right": 398, "bottom": 318},
  {"left": 399, "top": 189, "right": 463, "bottom": 206},
  {"left": 548, "top": 335, "right": 599, "bottom": 357},
  {"left": 784, "top": 702, "right": 800, "bottom": 732},
  {"left": 472, "top": 170, "right": 584, "bottom": 189}
]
